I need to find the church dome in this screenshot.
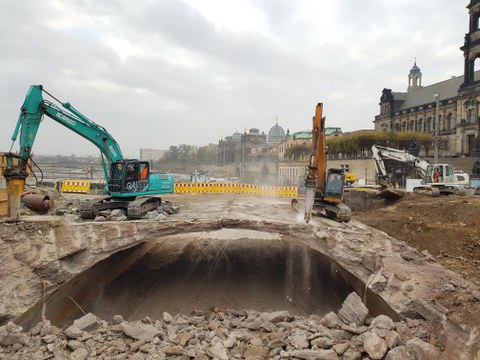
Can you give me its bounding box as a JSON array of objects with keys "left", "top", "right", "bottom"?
[
  {"left": 231, "top": 131, "right": 242, "bottom": 141},
  {"left": 268, "top": 122, "right": 286, "bottom": 144},
  {"left": 409, "top": 59, "right": 421, "bottom": 74}
]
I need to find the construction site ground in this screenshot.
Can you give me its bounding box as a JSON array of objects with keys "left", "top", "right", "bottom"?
[{"left": 353, "top": 192, "right": 480, "bottom": 288}]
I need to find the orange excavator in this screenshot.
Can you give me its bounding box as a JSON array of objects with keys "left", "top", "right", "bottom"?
[{"left": 292, "top": 103, "right": 351, "bottom": 222}]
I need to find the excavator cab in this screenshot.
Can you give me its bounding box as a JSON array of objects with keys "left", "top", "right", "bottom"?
[
  {"left": 426, "top": 164, "right": 455, "bottom": 185},
  {"left": 324, "top": 169, "right": 345, "bottom": 202},
  {"left": 108, "top": 160, "right": 150, "bottom": 196}
]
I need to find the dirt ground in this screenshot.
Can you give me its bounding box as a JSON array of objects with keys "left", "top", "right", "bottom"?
[{"left": 354, "top": 192, "right": 480, "bottom": 287}]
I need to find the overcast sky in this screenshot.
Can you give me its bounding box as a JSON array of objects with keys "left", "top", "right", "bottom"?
[{"left": 0, "top": 0, "right": 468, "bottom": 157}]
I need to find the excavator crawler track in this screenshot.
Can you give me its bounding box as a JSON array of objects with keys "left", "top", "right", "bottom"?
[
  {"left": 79, "top": 196, "right": 161, "bottom": 220},
  {"left": 291, "top": 198, "right": 351, "bottom": 222},
  {"left": 127, "top": 197, "right": 162, "bottom": 219}
]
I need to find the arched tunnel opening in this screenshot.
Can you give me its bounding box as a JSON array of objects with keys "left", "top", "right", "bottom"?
[{"left": 17, "top": 229, "right": 357, "bottom": 329}]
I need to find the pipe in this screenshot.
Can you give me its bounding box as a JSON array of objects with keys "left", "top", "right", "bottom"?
[{"left": 21, "top": 194, "right": 54, "bottom": 214}]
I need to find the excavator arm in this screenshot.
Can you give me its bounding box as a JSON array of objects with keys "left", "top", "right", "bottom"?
[
  {"left": 371, "top": 145, "right": 429, "bottom": 185},
  {"left": 9, "top": 85, "right": 123, "bottom": 183},
  {"left": 301, "top": 103, "right": 351, "bottom": 222},
  {"left": 305, "top": 103, "right": 326, "bottom": 193},
  {"left": 6, "top": 85, "right": 174, "bottom": 219},
  {"left": 304, "top": 103, "right": 326, "bottom": 220},
  {"left": 371, "top": 144, "right": 467, "bottom": 196}
]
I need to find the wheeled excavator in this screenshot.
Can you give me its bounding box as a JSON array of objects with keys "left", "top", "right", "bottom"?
[
  {"left": 4, "top": 85, "right": 174, "bottom": 219},
  {"left": 292, "top": 103, "right": 351, "bottom": 222}
]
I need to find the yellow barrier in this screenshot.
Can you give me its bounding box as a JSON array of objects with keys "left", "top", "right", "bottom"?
[
  {"left": 174, "top": 182, "right": 298, "bottom": 197},
  {"left": 61, "top": 180, "right": 91, "bottom": 193}
]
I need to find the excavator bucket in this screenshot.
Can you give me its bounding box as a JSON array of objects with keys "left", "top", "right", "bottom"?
[{"left": 376, "top": 187, "right": 405, "bottom": 200}]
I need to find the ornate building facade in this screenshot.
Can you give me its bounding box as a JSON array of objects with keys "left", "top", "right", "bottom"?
[
  {"left": 374, "top": 0, "right": 480, "bottom": 157},
  {"left": 278, "top": 130, "right": 311, "bottom": 185},
  {"left": 217, "top": 123, "right": 286, "bottom": 183},
  {"left": 278, "top": 128, "right": 344, "bottom": 185}
]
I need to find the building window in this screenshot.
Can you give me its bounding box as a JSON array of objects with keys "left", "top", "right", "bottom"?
[
  {"left": 468, "top": 108, "right": 476, "bottom": 123},
  {"left": 447, "top": 113, "right": 453, "bottom": 129}
]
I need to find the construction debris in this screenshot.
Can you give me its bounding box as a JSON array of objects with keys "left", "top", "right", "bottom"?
[{"left": 0, "top": 295, "right": 442, "bottom": 360}]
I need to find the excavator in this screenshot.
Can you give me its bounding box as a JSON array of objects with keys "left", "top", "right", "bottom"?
[
  {"left": 292, "top": 103, "right": 351, "bottom": 222},
  {"left": 371, "top": 144, "right": 469, "bottom": 196},
  {"left": 4, "top": 85, "right": 174, "bottom": 219}
]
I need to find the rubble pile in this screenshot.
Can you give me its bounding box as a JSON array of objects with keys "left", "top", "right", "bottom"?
[
  {"left": 20, "top": 189, "right": 180, "bottom": 222},
  {"left": 91, "top": 200, "right": 179, "bottom": 222},
  {"left": 0, "top": 292, "right": 441, "bottom": 360}
]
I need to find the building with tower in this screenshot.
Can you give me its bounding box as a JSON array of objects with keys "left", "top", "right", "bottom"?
[
  {"left": 408, "top": 59, "right": 422, "bottom": 92},
  {"left": 217, "top": 122, "right": 287, "bottom": 183},
  {"left": 374, "top": 0, "right": 480, "bottom": 157}
]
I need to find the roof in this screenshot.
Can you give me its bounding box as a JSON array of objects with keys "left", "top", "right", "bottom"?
[
  {"left": 468, "top": 0, "right": 480, "bottom": 9},
  {"left": 325, "top": 127, "right": 342, "bottom": 136},
  {"left": 292, "top": 130, "right": 312, "bottom": 139},
  {"left": 290, "top": 129, "right": 340, "bottom": 139},
  {"left": 391, "top": 73, "right": 476, "bottom": 111},
  {"left": 409, "top": 63, "right": 421, "bottom": 74}
]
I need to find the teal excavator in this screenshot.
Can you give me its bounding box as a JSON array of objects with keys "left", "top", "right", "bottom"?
[{"left": 5, "top": 85, "right": 174, "bottom": 219}]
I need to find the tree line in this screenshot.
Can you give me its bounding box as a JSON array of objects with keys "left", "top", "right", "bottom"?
[{"left": 154, "top": 143, "right": 218, "bottom": 166}]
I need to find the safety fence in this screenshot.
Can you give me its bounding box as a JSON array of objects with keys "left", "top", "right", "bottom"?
[
  {"left": 174, "top": 182, "right": 298, "bottom": 197},
  {"left": 61, "top": 180, "right": 91, "bottom": 193}
]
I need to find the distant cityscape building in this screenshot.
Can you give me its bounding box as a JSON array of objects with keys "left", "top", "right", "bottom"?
[
  {"left": 139, "top": 148, "right": 167, "bottom": 161},
  {"left": 374, "top": 0, "right": 480, "bottom": 157},
  {"left": 278, "top": 130, "right": 311, "bottom": 185},
  {"left": 216, "top": 119, "right": 345, "bottom": 184},
  {"left": 267, "top": 121, "right": 286, "bottom": 144},
  {"left": 218, "top": 127, "right": 274, "bottom": 165},
  {"left": 277, "top": 127, "right": 343, "bottom": 185}
]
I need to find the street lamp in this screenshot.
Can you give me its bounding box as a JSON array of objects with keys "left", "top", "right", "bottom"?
[
  {"left": 433, "top": 94, "right": 440, "bottom": 164},
  {"left": 241, "top": 133, "right": 246, "bottom": 181}
]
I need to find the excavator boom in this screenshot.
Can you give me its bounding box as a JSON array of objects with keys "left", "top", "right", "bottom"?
[
  {"left": 7, "top": 85, "right": 174, "bottom": 219},
  {"left": 299, "top": 103, "right": 351, "bottom": 222},
  {"left": 371, "top": 144, "right": 468, "bottom": 196}
]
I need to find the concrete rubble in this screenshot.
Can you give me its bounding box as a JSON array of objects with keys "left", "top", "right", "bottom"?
[{"left": 0, "top": 294, "right": 443, "bottom": 360}]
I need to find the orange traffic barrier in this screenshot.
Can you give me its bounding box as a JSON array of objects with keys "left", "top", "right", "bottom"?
[
  {"left": 61, "top": 180, "right": 91, "bottom": 193},
  {"left": 174, "top": 182, "right": 297, "bottom": 197}
]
